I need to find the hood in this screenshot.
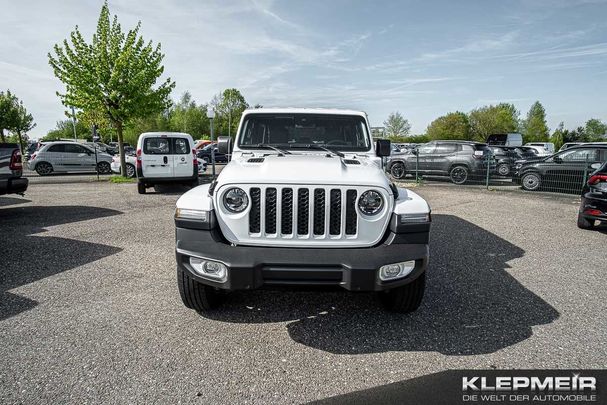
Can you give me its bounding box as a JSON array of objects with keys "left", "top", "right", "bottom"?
[
  {"left": 515, "top": 156, "right": 545, "bottom": 165},
  {"left": 217, "top": 153, "right": 391, "bottom": 189}
]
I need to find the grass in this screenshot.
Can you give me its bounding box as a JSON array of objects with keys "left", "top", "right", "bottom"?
[{"left": 109, "top": 175, "right": 136, "bottom": 184}]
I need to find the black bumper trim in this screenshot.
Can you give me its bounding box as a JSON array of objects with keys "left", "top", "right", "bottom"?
[{"left": 176, "top": 227, "right": 428, "bottom": 292}]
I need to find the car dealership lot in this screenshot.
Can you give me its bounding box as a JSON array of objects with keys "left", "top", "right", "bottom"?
[{"left": 1, "top": 182, "right": 606, "bottom": 404}]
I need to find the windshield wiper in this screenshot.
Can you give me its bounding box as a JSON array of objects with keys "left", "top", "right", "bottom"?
[
  {"left": 305, "top": 144, "right": 345, "bottom": 158},
  {"left": 251, "top": 144, "right": 291, "bottom": 155}
]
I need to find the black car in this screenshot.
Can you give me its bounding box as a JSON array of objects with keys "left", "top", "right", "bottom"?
[
  {"left": 578, "top": 161, "right": 607, "bottom": 229},
  {"left": 387, "top": 140, "right": 494, "bottom": 184},
  {"left": 196, "top": 143, "right": 228, "bottom": 163},
  {"left": 490, "top": 146, "right": 539, "bottom": 176},
  {"left": 515, "top": 144, "right": 607, "bottom": 193}
]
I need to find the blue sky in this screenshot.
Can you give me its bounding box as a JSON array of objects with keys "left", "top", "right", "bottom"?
[{"left": 1, "top": 0, "right": 606, "bottom": 137}]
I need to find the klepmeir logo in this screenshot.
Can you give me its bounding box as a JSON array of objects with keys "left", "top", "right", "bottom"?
[{"left": 461, "top": 373, "right": 598, "bottom": 403}]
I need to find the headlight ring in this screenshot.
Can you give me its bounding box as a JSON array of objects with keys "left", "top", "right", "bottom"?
[{"left": 223, "top": 187, "right": 249, "bottom": 213}]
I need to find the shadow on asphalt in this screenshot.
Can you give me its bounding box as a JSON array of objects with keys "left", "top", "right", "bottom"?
[
  {"left": 0, "top": 196, "right": 31, "bottom": 207},
  {"left": 0, "top": 205, "right": 123, "bottom": 320},
  {"left": 199, "top": 214, "right": 560, "bottom": 355}
]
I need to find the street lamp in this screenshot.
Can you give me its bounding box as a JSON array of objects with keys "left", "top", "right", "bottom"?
[{"left": 207, "top": 107, "right": 216, "bottom": 178}]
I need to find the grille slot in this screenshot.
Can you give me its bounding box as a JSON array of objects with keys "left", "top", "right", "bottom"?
[
  {"left": 343, "top": 159, "right": 360, "bottom": 165},
  {"left": 345, "top": 189, "right": 357, "bottom": 235},
  {"left": 313, "top": 189, "right": 326, "bottom": 235},
  {"left": 265, "top": 188, "right": 277, "bottom": 234},
  {"left": 297, "top": 189, "right": 309, "bottom": 235},
  {"left": 281, "top": 188, "right": 293, "bottom": 234},
  {"left": 247, "top": 158, "right": 265, "bottom": 163},
  {"left": 249, "top": 188, "right": 261, "bottom": 233},
  {"left": 329, "top": 189, "right": 341, "bottom": 235}
]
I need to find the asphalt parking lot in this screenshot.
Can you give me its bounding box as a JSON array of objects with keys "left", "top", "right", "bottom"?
[{"left": 1, "top": 180, "right": 606, "bottom": 404}]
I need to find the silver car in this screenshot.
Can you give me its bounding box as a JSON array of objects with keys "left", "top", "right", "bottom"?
[{"left": 28, "top": 141, "right": 113, "bottom": 176}]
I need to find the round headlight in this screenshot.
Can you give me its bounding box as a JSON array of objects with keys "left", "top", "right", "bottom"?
[
  {"left": 223, "top": 187, "right": 249, "bottom": 213},
  {"left": 358, "top": 190, "right": 384, "bottom": 215}
]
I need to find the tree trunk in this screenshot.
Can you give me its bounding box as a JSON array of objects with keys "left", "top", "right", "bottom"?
[
  {"left": 0, "top": 128, "right": 5, "bottom": 143},
  {"left": 116, "top": 121, "right": 127, "bottom": 177},
  {"left": 17, "top": 131, "right": 24, "bottom": 153}
]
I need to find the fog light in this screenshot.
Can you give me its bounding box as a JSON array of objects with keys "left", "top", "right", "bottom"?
[
  {"left": 189, "top": 257, "right": 228, "bottom": 282},
  {"left": 379, "top": 260, "right": 416, "bottom": 281}
]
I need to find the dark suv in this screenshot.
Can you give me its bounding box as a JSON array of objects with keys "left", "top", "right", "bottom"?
[
  {"left": 387, "top": 141, "right": 493, "bottom": 184},
  {"left": 490, "top": 146, "right": 541, "bottom": 176},
  {"left": 578, "top": 161, "right": 607, "bottom": 229},
  {"left": 515, "top": 144, "right": 607, "bottom": 193}
]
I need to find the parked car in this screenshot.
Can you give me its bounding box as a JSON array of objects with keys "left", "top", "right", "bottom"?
[
  {"left": 112, "top": 154, "right": 207, "bottom": 178},
  {"left": 487, "top": 133, "right": 523, "bottom": 146},
  {"left": 387, "top": 140, "right": 494, "bottom": 184},
  {"left": 0, "top": 143, "right": 28, "bottom": 196},
  {"left": 28, "top": 141, "right": 113, "bottom": 175},
  {"left": 196, "top": 142, "right": 229, "bottom": 163},
  {"left": 559, "top": 142, "right": 585, "bottom": 152},
  {"left": 514, "top": 144, "right": 607, "bottom": 193},
  {"left": 578, "top": 161, "right": 607, "bottom": 229},
  {"left": 524, "top": 142, "right": 555, "bottom": 156},
  {"left": 136, "top": 132, "right": 198, "bottom": 194},
  {"left": 491, "top": 146, "right": 544, "bottom": 176},
  {"left": 174, "top": 108, "right": 431, "bottom": 313}
]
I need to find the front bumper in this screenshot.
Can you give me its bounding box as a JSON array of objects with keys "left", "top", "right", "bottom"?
[{"left": 175, "top": 214, "right": 430, "bottom": 292}]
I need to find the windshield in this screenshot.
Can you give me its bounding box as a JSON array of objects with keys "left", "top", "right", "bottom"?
[{"left": 238, "top": 113, "right": 371, "bottom": 151}]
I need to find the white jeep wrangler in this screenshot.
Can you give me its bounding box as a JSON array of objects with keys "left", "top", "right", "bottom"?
[{"left": 174, "top": 108, "right": 431, "bottom": 313}]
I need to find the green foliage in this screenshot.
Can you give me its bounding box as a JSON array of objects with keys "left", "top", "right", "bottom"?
[
  {"left": 211, "top": 89, "right": 249, "bottom": 137},
  {"left": 48, "top": 1, "right": 175, "bottom": 176},
  {"left": 551, "top": 122, "right": 565, "bottom": 151},
  {"left": 469, "top": 103, "right": 520, "bottom": 142},
  {"left": 522, "top": 101, "right": 549, "bottom": 143},
  {"left": 0, "top": 90, "right": 36, "bottom": 150},
  {"left": 383, "top": 111, "right": 411, "bottom": 138},
  {"left": 169, "top": 92, "right": 209, "bottom": 137},
  {"left": 44, "top": 119, "right": 91, "bottom": 141},
  {"left": 109, "top": 175, "right": 136, "bottom": 183},
  {"left": 426, "top": 111, "right": 471, "bottom": 140},
  {"left": 584, "top": 118, "right": 607, "bottom": 140}
]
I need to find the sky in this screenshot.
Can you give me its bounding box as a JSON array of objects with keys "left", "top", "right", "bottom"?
[{"left": 1, "top": 0, "right": 606, "bottom": 138}]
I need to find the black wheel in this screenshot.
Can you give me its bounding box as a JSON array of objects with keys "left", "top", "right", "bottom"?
[
  {"left": 177, "top": 266, "right": 224, "bottom": 311},
  {"left": 137, "top": 182, "right": 146, "bottom": 194},
  {"left": 521, "top": 172, "right": 541, "bottom": 191},
  {"left": 35, "top": 162, "right": 53, "bottom": 176},
  {"left": 390, "top": 162, "right": 406, "bottom": 179},
  {"left": 379, "top": 272, "right": 426, "bottom": 313},
  {"left": 97, "top": 161, "right": 111, "bottom": 174},
  {"left": 577, "top": 212, "right": 595, "bottom": 230},
  {"left": 449, "top": 166, "right": 469, "bottom": 185},
  {"left": 125, "top": 163, "right": 135, "bottom": 178},
  {"left": 496, "top": 163, "right": 510, "bottom": 176}
]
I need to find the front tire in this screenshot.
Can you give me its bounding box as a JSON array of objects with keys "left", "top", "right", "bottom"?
[
  {"left": 497, "top": 163, "right": 510, "bottom": 176},
  {"left": 97, "top": 161, "right": 111, "bottom": 174},
  {"left": 577, "top": 212, "right": 595, "bottom": 230},
  {"left": 35, "top": 162, "right": 53, "bottom": 176},
  {"left": 177, "top": 267, "right": 224, "bottom": 311},
  {"left": 137, "top": 182, "right": 146, "bottom": 194},
  {"left": 521, "top": 172, "right": 541, "bottom": 191},
  {"left": 378, "top": 272, "right": 426, "bottom": 313},
  {"left": 449, "top": 166, "right": 469, "bottom": 185},
  {"left": 390, "top": 162, "right": 406, "bottom": 179}
]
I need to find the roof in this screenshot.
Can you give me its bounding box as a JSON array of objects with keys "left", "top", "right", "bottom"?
[{"left": 242, "top": 107, "right": 367, "bottom": 117}]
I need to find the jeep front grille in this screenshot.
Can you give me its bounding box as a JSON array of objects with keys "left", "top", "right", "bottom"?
[{"left": 247, "top": 186, "right": 358, "bottom": 238}]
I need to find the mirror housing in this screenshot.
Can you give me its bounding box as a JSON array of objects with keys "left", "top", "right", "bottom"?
[
  {"left": 590, "top": 162, "right": 602, "bottom": 170},
  {"left": 217, "top": 136, "right": 233, "bottom": 155},
  {"left": 375, "top": 139, "right": 391, "bottom": 157}
]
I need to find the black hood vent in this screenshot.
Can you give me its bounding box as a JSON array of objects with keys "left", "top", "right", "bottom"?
[
  {"left": 343, "top": 159, "right": 360, "bottom": 165},
  {"left": 247, "top": 158, "right": 265, "bottom": 163}
]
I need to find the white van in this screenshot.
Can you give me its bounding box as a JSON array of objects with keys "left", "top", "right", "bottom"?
[
  {"left": 486, "top": 133, "right": 523, "bottom": 146},
  {"left": 136, "top": 132, "right": 198, "bottom": 194},
  {"left": 524, "top": 142, "right": 555, "bottom": 156}
]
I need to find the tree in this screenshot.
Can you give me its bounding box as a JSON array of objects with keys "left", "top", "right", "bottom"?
[
  {"left": 426, "top": 111, "right": 471, "bottom": 140},
  {"left": 383, "top": 111, "right": 411, "bottom": 138},
  {"left": 0, "top": 90, "right": 19, "bottom": 143},
  {"left": 551, "top": 122, "right": 565, "bottom": 151},
  {"left": 169, "top": 92, "right": 209, "bottom": 138},
  {"left": 48, "top": 2, "right": 175, "bottom": 177},
  {"left": 585, "top": 118, "right": 606, "bottom": 140},
  {"left": 13, "top": 100, "right": 36, "bottom": 151},
  {"left": 212, "top": 89, "right": 249, "bottom": 137},
  {"left": 469, "top": 103, "right": 520, "bottom": 142},
  {"left": 522, "top": 101, "right": 549, "bottom": 143},
  {"left": 44, "top": 119, "right": 90, "bottom": 141}
]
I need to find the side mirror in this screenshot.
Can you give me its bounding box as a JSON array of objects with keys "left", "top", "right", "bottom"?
[
  {"left": 553, "top": 155, "right": 562, "bottom": 163},
  {"left": 590, "top": 162, "right": 602, "bottom": 170},
  {"left": 217, "top": 136, "right": 233, "bottom": 155},
  {"left": 375, "top": 139, "right": 391, "bottom": 157}
]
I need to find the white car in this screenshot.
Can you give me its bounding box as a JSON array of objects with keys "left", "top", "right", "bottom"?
[
  {"left": 174, "top": 108, "right": 431, "bottom": 314},
  {"left": 524, "top": 142, "right": 555, "bottom": 156},
  {"left": 111, "top": 154, "right": 207, "bottom": 178}
]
